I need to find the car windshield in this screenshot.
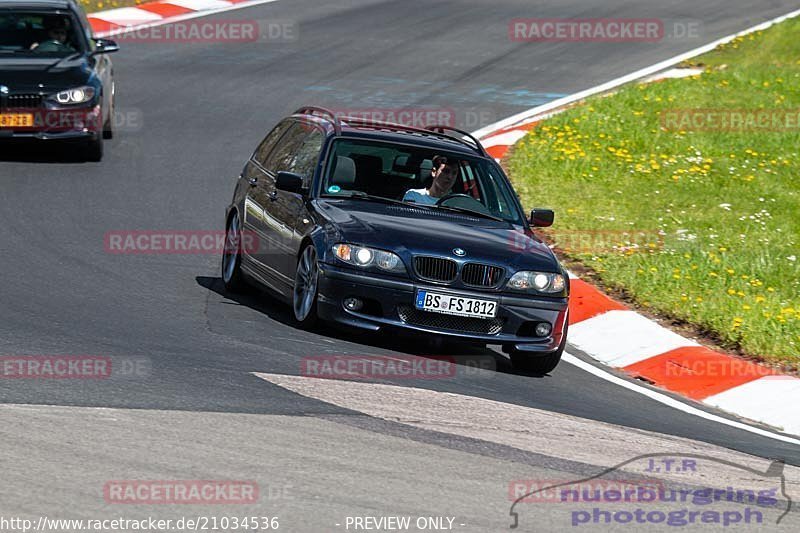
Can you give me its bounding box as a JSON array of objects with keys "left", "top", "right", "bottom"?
[
  {"left": 321, "top": 138, "right": 526, "bottom": 224},
  {"left": 0, "top": 12, "right": 83, "bottom": 56}
]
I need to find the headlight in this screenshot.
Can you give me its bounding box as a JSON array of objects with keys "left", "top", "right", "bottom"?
[
  {"left": 332, "top": 244, "right": 406, "bottom": 274},
  {"left": 49, "top": 86, "right": 96, "bottom": 105},
  {"left": 507, "top": 271, "right": 566, "bottom": 294}
]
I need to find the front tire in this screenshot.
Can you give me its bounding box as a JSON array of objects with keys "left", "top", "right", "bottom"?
[
  {"left": 103, "top": 106, "right": 114, "bottom": 139},
  {"left": 84, "top": 136, "right": 103, "bottom": 162},
  {"left": 222, "top": 211, "right": 246, "bottom": 292},
  {"left": 293, "top": 245, "right": 319, "bottom": 328},
  {"left": 104, "top": 86, "right": 115, "bottom": 139}
]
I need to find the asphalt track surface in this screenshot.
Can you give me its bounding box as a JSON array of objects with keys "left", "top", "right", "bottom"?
[{"left": 1, "top": 0, "right": 800, "bottom": 530}]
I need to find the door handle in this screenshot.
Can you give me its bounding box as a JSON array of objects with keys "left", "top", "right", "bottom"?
[{"left": 248, "top": 177, "right": 258, "bottom": 187}]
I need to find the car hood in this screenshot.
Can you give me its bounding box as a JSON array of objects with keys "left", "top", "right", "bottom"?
[
  {"left": 315, "top": 198, "right": 560, "bottom": 272},
  {"left": 0, "top": 56, "right": 93, "bottom": 92}
]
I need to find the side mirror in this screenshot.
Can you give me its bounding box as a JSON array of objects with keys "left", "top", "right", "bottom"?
[
  {"left": 92, "top": 38, "right": 120, "bottom": 55},
  {"left": 275, "top": 171, "right": 305, "bottom": 194},
  {"left": 530, "top": 208, "right": 554, "bottom": 227}
]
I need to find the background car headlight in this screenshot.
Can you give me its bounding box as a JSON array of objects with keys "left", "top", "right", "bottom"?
[
  {"left": 507, "top": 271, "right": 566, "bottom": 293},
  {"left": 50, "top": 86, "right": 96, "bottom": 105},
  {"left": 332, "top": 244, "right": 406, "bottom": 274}
]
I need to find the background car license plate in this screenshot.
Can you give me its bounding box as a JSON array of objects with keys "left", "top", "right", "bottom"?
[
  {"left": 0, "top": 114, "right": 34, "bottom": 127},
  {"left": 415, "top": 290, "right": 497, "bottom": 319}
]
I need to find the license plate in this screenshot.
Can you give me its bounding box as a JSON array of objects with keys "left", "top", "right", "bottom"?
[
  {"left": 0, "top": 113, "right": 34, "bottom": 127},
  {"left": 415, "top": 290, "right": 497, "bottom": 319}
]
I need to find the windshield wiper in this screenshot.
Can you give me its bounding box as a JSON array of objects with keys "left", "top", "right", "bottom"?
[
  {"left": 434, "top": 205, "right": 506, "bottom": 222},
  {"left": 332, "top": 191, "right": 435, "bottom": 209}
]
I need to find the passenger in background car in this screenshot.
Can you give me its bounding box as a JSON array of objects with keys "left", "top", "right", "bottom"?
[{"left": 402, "top": 155, "right": 458, "bottom": 205}]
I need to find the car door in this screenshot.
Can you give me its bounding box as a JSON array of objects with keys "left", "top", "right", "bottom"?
[
  {"left": 242, "top": 119, "right": 293, "bottom": 272},
  {"left": 280, "top": 124, "right": 325, "bottom": 278},
  {"left": 260, "top": 121, "right": 325, "bottom": 280}
]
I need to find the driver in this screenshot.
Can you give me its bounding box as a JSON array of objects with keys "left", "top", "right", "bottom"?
[
  {"left": 403, "top": 155, "right": 458, "bottom": 205},
  {"left": 30, "top": 17, "right": 75, "bottom": 53}
]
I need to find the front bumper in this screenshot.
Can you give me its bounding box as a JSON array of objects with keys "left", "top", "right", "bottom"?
[
  {"left": 0, "top": 129, "right": 97, "bottom": 140},
  {"left": 0, "top": 106, "right": 102, "bottom": 141},
  {"left": 317, "top": 263, "right": 568, "bottom": 352}
]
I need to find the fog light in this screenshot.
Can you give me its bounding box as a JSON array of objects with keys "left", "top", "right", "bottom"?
[
  {"left": 344, "top": 297, "right": 363, "bottom": 311},
  {"left": 535, "top": 322, "right": 552, "bottom": 337}
]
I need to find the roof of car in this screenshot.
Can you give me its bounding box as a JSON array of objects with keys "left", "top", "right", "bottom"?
[
  {"left": 290, "top": 107, "right": 490, "bottom": 159},
  {"left": 337, "top": 128, "right": 481, "bottom": 157},
  {"left": 0, "top": 0, "right": 75, "bottom": 10}
]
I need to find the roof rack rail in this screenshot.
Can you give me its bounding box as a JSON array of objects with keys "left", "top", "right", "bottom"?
[
  {"left": 339, "top": 115, "right": 486, "bottom": 156},
  {"left": 425, "top": 125, "right": 488, "bottom": 157},
  {"left": 293, "top": 106, "right": 341, "bottom": 134}
]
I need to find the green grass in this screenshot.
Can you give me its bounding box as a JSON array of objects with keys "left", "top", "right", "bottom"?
[{"left": 507, "top": 20, "right": 800, "bottom": 367}]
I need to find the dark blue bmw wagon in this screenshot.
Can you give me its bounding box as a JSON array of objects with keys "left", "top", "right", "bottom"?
[{"left": 223, "top": 107, "right": 569, "bottom": 373}]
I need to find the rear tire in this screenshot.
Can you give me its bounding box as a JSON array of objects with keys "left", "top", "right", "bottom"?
[
  {"left": 510, "top": 322, "right": 568, "bottom": 375},
  {"left": 222, "top": 211, "right": 246, "bottom": 292}
]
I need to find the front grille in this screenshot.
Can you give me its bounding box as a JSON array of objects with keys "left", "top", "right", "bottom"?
[
  {"left": 414, "top": 256, "right": 458, "bottom": 283},
  {"left": 461, "top": 263, "right": 504, "bottom": 288},
  {"left": 398, "top": 306, "right": 504, "bottom": 335},
  {"left": 5, "top": 94, "right": 43, "bottom": 109}
]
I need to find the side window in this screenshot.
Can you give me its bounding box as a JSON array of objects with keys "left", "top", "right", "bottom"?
[
  {"left": 253, "top": 121, "right": 292, "bottom": 167},
  {"left": 461, "top": 163, "right": 482, "bottom": 200},
  {"left": 293, "top": 129, "right": 325, "bottom": 186},
  {"left": 263, "top": 122, "right": 310, "bottom": 173},
  {"left": 483, "top": 167, "right": 514, "bottom": 215}
]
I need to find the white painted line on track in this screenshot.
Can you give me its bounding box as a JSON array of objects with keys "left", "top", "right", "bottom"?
[
  {"left": 562, "top": 353, "right": 800, "bottom": 447},
  {"left": 472, "top": 7, "right": 800, "bottom": 139}
]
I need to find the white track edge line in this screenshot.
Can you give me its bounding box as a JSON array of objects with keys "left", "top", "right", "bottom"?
[
  {"left": 562, "top": 353, "right": 800, "bottom": 446},
  {"left": 472, "top": 7, "right": 800, "bottom": 139}
]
